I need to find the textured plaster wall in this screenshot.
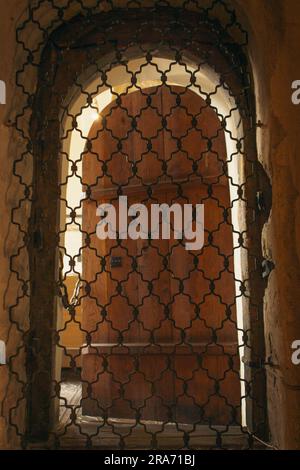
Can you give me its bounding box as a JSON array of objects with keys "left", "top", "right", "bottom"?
[
  {"left": 234, "top": 0, "right": 300, "bottom": 449},
  {"left": 0, "top": 0, "right": 300, "bottom": 449},
  {"left": 0, "top": 0, "right": 28, "bottom": 449}
]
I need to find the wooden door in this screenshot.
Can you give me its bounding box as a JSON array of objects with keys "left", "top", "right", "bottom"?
[{"left": 81, "top": 86, "right": 241, "bottom": 424}]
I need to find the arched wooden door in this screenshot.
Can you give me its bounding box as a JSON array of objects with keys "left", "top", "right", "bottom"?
[{"left": 81, "top": 86, "right": 241, "bottom": 425}]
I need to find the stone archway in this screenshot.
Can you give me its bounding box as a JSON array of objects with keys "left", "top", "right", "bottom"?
[{"left": 26, "top": 8, "right": 269, "bottom": 448}]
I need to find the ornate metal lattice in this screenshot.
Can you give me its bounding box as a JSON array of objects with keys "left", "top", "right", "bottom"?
[{"left": 8, "top": 0, "right": 271, "bottom": 450}]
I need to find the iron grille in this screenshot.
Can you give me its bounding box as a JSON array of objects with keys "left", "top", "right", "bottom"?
[{"left": 7, "top": 0, "right": 271, "bottom": 450}]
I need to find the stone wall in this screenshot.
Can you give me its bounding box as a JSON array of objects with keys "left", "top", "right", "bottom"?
[
  {"left": 0, "top": 0, "right": 300, "bottom": 449},
  {"left": 234, "top": 0, "right": 300, "bottom": 448}
]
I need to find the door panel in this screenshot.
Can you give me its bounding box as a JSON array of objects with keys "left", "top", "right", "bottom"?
[{"left": 82, "top": 86, "right": 240, "bottom": 424}]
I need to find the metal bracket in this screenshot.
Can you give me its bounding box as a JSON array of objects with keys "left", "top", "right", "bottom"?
[
  {"left": 262, "top": 259, "right": 275, "bottom": 279},
  {"left": 242, "top": 356, "right": 276, "bottom": 369},
  {"left": 111, "top": 256, "right": 122, "bottom": 268},
  {"left": 256, "top": 191, "right": 266, "bottom": 212}
]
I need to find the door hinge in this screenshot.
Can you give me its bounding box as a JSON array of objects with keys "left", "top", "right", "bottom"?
[{"left": 242, "top": 356, "right": 277, "bottom": 369}]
